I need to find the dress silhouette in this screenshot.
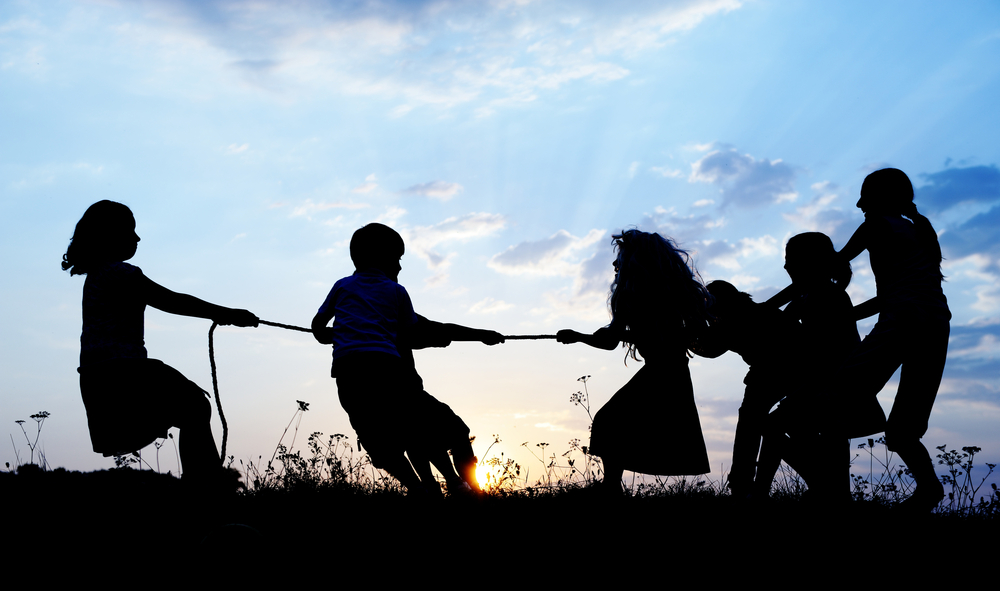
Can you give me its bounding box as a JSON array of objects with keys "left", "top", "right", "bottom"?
[{"left": 558, "top": 230, "right": 711, "bottom": 494}]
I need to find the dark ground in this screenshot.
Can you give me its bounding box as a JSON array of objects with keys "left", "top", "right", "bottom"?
[{"left": 3, "top": 467, "right": 995, "bottom": 584}]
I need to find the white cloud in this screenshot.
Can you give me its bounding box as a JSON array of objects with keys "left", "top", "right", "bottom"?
[
  {"left": 692, "top": 235, "right": 780, "bottom": 272},
  {"left": 782, "top": 181, "right": 863, "bottom": 246},
  {"left": 289, "top": 199, "right": 370, "bottom": 217},
  {"left": 95, "top": 0, "right": 740, "bottom": 115},
  {"left": 727, "top": 274, "right": 761, "bottom": 290},
  {"left": 404, "top": 212, "right": 507, "bottom": 285},
  {"left": 375, "top": 205, "right": 407, "bottom": 225},
  {"left": 689, "top": 144, "right": 798, "bottom": 207},
  {"left": 351, "top": 173, "right": 379, "bottom": 194},
  {"left": 637, "top": 205, "right": 722, "bottom": 246},
  {"left": 490, "top": 229, "right": 615, "bottom": 321},
  {"left": 651, "top": 166, "right": 683, "bottom": 178},
  {"left": 469, "top": 297, "right": 515, "bottom": 314},
  {"left": 402, "top": 180, "right": 464, "bottom": 201},
  {"left": 225, "top": 143, "right": 249, "bottom": 154},
  {"left": 389, "top": 104, "right": 413, "bottom": 118},
  {"left": 489, "top": 229, "right": 604, "bottom": 276},
  {"left": 593, "top": 0, "right": 743, "bottom": 56}
]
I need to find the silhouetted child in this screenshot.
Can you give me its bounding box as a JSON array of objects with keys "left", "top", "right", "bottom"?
[
  {"left": 63, "top": 200, "right": 258, "bottom": 483},
  {"left": 694, "top": 280, "right": 797, "bottom": 499},
  {"left": 754, "top": 232, "right": 883, "bottom": 499},
  {"left": 311, "top": 223, "right": 503, "bottom": 494},
  {"left": 757, "top": 232, "right": 891, "bottom": 501},
  {"left": 557, "top": 230, "right": 712, "bottom": 495},
  {"left": 838, "top": 168, "right": 950, "bottom": 511}
]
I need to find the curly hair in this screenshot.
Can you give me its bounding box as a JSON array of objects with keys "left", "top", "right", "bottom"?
[{"left": 608, "top": 229, "right": 713, "bottom": 360}]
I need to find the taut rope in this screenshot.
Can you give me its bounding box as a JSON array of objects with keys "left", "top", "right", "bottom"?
[{"left": 206, "top": 321, "right": 554, "bottom": 462}]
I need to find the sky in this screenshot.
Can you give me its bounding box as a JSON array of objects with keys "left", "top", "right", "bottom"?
[{"left": 3, "top": 0, "right": 999, "bottom": 490}]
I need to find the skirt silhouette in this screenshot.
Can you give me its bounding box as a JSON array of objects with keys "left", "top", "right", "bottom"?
[{"left": 589, "top": 355, "right": 710, "bottom": 476}]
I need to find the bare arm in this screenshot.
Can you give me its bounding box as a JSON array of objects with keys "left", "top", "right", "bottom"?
[
  {"left": 435, "top": 323, "right": 505, "bottom": 345},
  {"left": 764, "top": 284, "right": 796, "bottom": 309},
  {"left": 410, "top": 316, "right": 504, "bottom": 347},
  {"left": 142, "top": 276, "right": 258, "bottom": 327},
  {"left": 840, "top": 220, "right": 870, "bottom": 262},
  {"left": 556, "top": 325, "right": 621, "bottom": 350},
  {"left": 853, "top": 296, "right": 879, "bottom": 320}
]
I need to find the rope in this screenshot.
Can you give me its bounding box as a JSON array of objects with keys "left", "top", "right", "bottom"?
[
  {"left": 207, "top": 321, "right": 554, "bottom": 463},
  {"left": 208, "top": 318, "right": 311, "bottom": 463},
  {"left": 208, "top": 323, "right": 228, "bottom": 463},
  {"left": 259, "top": 319, "right": 311, "bottom": 333}
]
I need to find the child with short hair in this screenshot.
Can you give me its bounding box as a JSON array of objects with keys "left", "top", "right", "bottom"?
[{"left": 311, "top": 223, "right": 503, "bottom": 493}]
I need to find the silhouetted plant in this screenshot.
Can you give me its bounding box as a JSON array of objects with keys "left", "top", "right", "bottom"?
[
  {"left": 936, "top": 444, "right": 998, "bottom": 516},
  {"left": 11, "top": 411, "right": 50, "bottom": 469},
  {"left": 849, "top": 438, "right": 999, "bottom": 515},
  {"left": 236, "top": 401, "right": 402, "bottom": 496}
]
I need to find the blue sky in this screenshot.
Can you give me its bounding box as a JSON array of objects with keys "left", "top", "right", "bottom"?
[{"left": 3, "top": 0, "right": 999, "bottom": 487}]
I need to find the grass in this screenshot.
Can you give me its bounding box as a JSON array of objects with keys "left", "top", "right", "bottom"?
[
  {"left": 5, "top": 391, "right": 999, "bottom": 582},
  {"left": 211, "top": 375, "right": 1000, "bottom": 517}
]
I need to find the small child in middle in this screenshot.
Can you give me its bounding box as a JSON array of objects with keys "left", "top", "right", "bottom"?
[{"left": 311, "top": 223, "right": 504, "bottom": 494}]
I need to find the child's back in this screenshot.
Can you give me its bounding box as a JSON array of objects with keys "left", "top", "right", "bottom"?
[{"left": 318, "top": 269, "right": 417, "bottom": 370}]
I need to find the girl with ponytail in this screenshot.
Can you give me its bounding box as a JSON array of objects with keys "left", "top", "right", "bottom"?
[{"left": 840, "top": 167, "right": 951, "bottom": 511}]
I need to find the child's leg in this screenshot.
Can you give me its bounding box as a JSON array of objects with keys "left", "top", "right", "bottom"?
[
  {"left": 158, "top": 363, "right": 223, "bottom": 480},
  {"left": 375, "top": 452, "right": 425, "bottom": 492},
  {"left": 753, "top": 405, "right": 790, "bottom": 498},
  {"left": 886, "top": 322, "right": 949, "bottom": 509},
  {"left": 173, "top": 385, "right": 220, "bottom": 479},
  {"left": 406, "top": 450, "right": 440, "bottom": 487},
  {"left": 730, "top": 381, "right": 785, "bottom": 496},
  {"left": 450, "top": 440, "right": 480, "bottom": 491},
  {"left": 413, "top": 390, "right": 479, "bottom": 490},
  {"left": 601, "top": 458, "right": 624, "bottom": 496}
]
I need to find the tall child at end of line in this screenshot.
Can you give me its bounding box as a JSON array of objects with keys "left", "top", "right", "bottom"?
[
  {"left": 311, "top": 223, "right": 504, "bottom": 494},
  {"left": 557, "top": 229, "right": 713, "bottom": 495},
  {"left": 838, "top": 167, "right": 951, "bottom": 511},
  {"left": 63, "top": 200, "right": 259, "bottom": 483}
]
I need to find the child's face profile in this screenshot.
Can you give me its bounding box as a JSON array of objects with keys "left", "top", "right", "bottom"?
[
  {"left": 377, "top": 256, "right": 401, "bottom": 281},
  {"left": 108, "top": 213, "right": 140, "bottom": 262},
  {"left": 784, "top": 252, "right": 806, "bottom": 285}
]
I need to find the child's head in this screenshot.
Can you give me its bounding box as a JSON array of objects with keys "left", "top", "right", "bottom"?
[
  {"left": 350, "top": 223, "right": 405, "bottom": 279},
  {"left": 706, "top": 280, "right": 753, "bottom": 320},
  {"left": 858, "top": 168, "right": 914, "bottom": 215},
  {"left": 859, "top": 167, "right": 944, "bottom": 276},
  {"left": 609, "top": 229, "right": 712, "bottom": 352},
  {"left": 784, "top": 232, "right": 851, "bottom": 290},
  {"left": 62, "top": 200, "right": 139, "bottom": 276}
]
